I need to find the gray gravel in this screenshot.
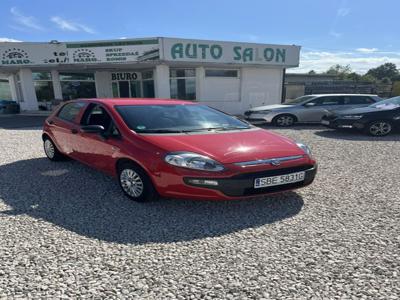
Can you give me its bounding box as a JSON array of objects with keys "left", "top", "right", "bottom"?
[{"left": 0, "top": 125, "right": 399, "bottom": 299}]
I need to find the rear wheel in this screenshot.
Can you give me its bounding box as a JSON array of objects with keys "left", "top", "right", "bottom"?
[
  {"left": 117, "top": 162, "right": 158, "bottom": 202},
  {"left": 43, "top": 137, "right": 64, "bottom": 161},
  {"left": 366, "top": 121, "right": 392, "bottom": 136},
  {"left": 273, "top": 114, "right": 296, "bottom": 127}
]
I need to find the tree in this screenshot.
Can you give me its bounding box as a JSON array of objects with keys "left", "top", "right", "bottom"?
[
  {"left": 366, "top": 63, "right": 399, "bottom": 81},
  {"left": 325, "top": 64, "right": 352, "bottom": 79},
  {"left": 308, "top": 70, "right": 317, "bottom": 75}
]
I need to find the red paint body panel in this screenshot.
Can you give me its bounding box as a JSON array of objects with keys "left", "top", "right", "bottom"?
[{"left": 43, "top": 98, "right": 317, "bottom": 200}]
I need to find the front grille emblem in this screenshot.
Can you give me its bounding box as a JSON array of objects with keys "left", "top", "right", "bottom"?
[{"left": 270, "top": 159, "right": 281, "bottom": 166}]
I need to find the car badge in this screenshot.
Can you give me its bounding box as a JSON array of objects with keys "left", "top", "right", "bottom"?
[{"left": 270, "top": 159, "right": 281, "bottom": 166}]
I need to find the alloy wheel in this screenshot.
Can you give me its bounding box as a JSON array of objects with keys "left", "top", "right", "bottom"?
[
  {"left": 276, "top": 115, "right": 294, "bottom": 126},
  {"left": 120, "top": 168, "right": 144, "bottom": 198},
  {"left": 44, "top": 139, "right": 55, "bottom": 159},
  {"left": 369, "top": 122, "right": 392, "bottom": 136}
]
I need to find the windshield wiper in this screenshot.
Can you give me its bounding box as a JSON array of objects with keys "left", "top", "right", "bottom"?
[{"left": 138, "top": 129, "right": 184, "bottom": 133}]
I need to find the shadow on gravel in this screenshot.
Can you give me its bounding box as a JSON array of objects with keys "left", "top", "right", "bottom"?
[
  {"left": 314, "top": 129, "right": 400, "bottom": 141},
  {"left": 0, "top": 115, "right": 46, "bottom": 130},
  {"left": 0, "top": 158, "right": 304, "bottom": 244}
]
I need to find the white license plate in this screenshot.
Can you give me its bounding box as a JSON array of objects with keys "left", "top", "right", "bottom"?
[
  {"left": 254, "top": 171, "right": 305, "bottom": 189},
  {"left": 321, "top": 120, "right": 330, "bottom": 125}
]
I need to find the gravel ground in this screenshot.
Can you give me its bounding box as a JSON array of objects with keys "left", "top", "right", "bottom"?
[{"left": 0, "top": 125, "right": 399, "bottom": 299}]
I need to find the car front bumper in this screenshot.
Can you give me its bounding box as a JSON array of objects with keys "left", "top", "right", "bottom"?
[
  {"left": 244, "top": 112, "right": 276, "bottom": 124},
  {"left": 321, "top": 116, "right": 365, "bottom": 129},
  {"left": 154, "top": 160, "right": 317, "bottom": 200}
]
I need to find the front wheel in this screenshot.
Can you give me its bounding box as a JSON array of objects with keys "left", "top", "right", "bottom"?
[
  {"left": 366, "top": 121, "right": 392, "bottom": 136},
  {"left": 118, "top": 162, "right": 158, "bottom": 202},
  {"left": 43, "top": 137, "right": 64, "bottom": 161},
  {"left": 273, "top": 114, "right": 296, "bottom": 127}
]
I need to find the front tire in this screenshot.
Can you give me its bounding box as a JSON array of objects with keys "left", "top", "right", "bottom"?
[
  {"left": 272, "top": 114, "right": 296, "bottom": 127},
  {"left": 117, "top": 162, "right": 158, "bottom": 202},
  {"left": 43, "top": 137, "right": 64, "bottom": 161},
  {"left": 366, "top": 121, "right": 392, "bottom": 136}
]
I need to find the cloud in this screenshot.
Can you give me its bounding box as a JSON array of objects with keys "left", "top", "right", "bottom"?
[
  {"left": 329, "top": 30, "right": 342, "bottom": 38},
  {"left": 50, "top": 16, "right": 95, "bottom": 34},
  {"left": 0, "top": 37, "right": 22, "bottom": 42},
  {"left": 356, "top": 48, "right": 378, "bottom": 53},
  {"left": 293, "top": 49, "right": 400, "bottom": 74},
  {"left": 10, "top": 7, "right": 44, "bottom": 31},
  {"left": 337, "top": 7, "right": 350, "bottom": 17}
]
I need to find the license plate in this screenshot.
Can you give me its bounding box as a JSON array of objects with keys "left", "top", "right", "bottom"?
[
  {"left": 321, "top": 120, "right": 330, "bottom": 125},
  {"left": 254, "top": 171, "right": 305, "bottom": 189}
]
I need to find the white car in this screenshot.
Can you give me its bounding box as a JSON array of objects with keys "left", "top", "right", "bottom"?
[{"left": 244, "top": 94, "right": 382, "bottom": 126}]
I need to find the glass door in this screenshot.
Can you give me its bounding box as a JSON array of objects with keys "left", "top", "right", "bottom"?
[{"left": 118, "top": 81, "right": 130, "bottom": 98}]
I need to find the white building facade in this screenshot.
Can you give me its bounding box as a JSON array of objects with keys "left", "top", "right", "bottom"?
[{"left": 0, "top": 37, "right": 300, "bottom": 114}]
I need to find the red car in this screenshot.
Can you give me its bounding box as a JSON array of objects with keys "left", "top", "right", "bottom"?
[{"left": 42, "top": 98, "right": 317, "bottom": 202}]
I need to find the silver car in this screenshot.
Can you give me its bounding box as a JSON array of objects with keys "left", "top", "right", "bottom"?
[{"left": 244, "top": 94, "right": 382, "bottom": 126}]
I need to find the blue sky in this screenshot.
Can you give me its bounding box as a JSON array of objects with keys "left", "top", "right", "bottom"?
[{"left": 0, "top": 0, "right": 399, "bottom": 73}]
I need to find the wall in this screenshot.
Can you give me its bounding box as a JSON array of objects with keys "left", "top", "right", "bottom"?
[{"left": 199, "top": 67, "right": 283, "bottom": 115}]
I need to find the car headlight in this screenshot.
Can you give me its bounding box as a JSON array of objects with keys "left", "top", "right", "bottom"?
[
  {"left": 165, "top": 152, "right": 225, "bottom": 172},
  {"left": 296, "top": 142, "right": 312, "bottom": 157},
  {"left": 341, "top": 115, "right": 363, "bottom": 120}
]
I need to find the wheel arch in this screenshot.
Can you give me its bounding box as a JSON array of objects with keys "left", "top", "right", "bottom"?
[{"left": 272, "top": 113, "right": 298, "bottom": 123}]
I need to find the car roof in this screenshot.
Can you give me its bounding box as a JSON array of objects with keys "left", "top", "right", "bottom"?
[
  {"left": 308, "top": 94, "right": 379, "bottom": 97},
  {"left": 73, "top": 98, "right": 196, "bottom": 106}
]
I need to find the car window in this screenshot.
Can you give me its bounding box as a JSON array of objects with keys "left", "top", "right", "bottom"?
[
  {"left": 57, "top": 102, "right": 85, "bottom": 123},
  {"left": 344, "top": 96, "right": 375, "bottom": 105},
  {"left": 308, "top": 96, "right": 344, "bottom": 106},
  {"left": 82, "top": 104, "right": 120, "bottom": 137}
]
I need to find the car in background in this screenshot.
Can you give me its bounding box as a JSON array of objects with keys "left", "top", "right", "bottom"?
[
  {"left": 322, "top": 96, "right": 400, "bottom": 136},
  {"left": 0, "top": 100, "right": 20, "bottom": 114},
  {"left": 244, "top": 94, "right": 381, "bottom": 126},
  {"left": 42, "top": 98, "right": 317, "bottom": 202}
]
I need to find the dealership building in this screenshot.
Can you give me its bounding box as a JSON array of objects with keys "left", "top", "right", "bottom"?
[{"left": 0, "top": 37, "right": 300, "bottom": 114}]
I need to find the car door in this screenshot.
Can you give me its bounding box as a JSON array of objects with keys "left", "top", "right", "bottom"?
[
  {"left": 299, "top": 96, "right": 343, "bottom": 122},
  {"left": 50, "top": 102, "right": 86, "bottom": 156},
  {"left": 74, "top": 103, "right": 123, "bottom": 174}
]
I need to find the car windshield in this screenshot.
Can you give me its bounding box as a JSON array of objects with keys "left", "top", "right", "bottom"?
[
  {"left": 369, "top": 96, "right": 400, "bottom": 110},
  {"left": 115, "top": 104, "right": 251, "bottom": 133},
  {"left": 283, "top": 95, "right": 316, "bottom": 105}
]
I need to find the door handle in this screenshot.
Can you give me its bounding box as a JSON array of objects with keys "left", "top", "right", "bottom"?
[{"left": 71, "top": 129, "right": 78, "bottom": 134}]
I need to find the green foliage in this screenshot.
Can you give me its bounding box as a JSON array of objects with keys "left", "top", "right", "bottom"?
[{"left": 366, "top": 63, "right": 399, "bottom": 81}]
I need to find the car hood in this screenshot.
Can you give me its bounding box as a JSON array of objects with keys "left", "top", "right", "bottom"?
[
  {"left": 250, "top": 104, "right": 292, "bottom": 111},
  {"left": 139, "top": 128, "right": 305, "bottom": 164}
]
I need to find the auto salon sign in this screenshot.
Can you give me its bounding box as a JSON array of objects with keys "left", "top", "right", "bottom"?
[{"left": 162, "top": 38, "right": 300, "bottom": 66}]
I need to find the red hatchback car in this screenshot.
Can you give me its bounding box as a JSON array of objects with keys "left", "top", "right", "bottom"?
[{"left": 42, "top": 98, "right": 317, "bottom": 202}]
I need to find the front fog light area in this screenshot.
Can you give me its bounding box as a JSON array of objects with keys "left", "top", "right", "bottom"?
[{"left": 186, "top": 178, "right": 219, "bottom": 186}]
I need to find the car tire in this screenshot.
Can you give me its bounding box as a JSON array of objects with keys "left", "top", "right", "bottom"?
[
  {"left": 43, "top": 137, "right": 65, "bottom": 161},
  {"left": 272, "top": 114, "right": 296, "bottom": 127},
  {"left": 117, "top": 161, "right": 159, "bottom": 202},
  {"left": 365, "top": 120, "right": 392, "bottom": 136}
]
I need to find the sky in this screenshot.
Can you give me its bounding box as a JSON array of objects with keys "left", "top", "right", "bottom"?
[{"left": 0, "top": 0, "right": 399, "bottom": 74}]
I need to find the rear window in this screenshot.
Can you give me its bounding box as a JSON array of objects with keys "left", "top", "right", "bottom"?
[
  {"left": 57, "top": 102, "right": 85, "bottom": 123},
  {"left": 344, "top": 96, "right": 375, "bottom": 105}
]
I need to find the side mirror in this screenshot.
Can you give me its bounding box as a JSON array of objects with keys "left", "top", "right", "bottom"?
[
  {"left": 304, "top": 102, "right": 316, "bottom": 108},
  {"left": 80, "top": 125, "right": 105, "bottom": 134}
]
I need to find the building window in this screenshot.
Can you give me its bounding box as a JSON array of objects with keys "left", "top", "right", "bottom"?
[
  {"left": 142, "top": 70, "right": 155, "bottom": 98},
  {"left": 0, "top": 79, "right": 12, "bottom": 100},
  {"left": 205, "top": 69, "right": 239, "bottom": 77},
  {"left": 60, "top": 73, "right": 96, "bottom": 100},
  {"left": 32, "top": 72, "right": 54, "bottom": 110},
  {"left": 170, "top": 69, "right": 196, "bottom": 100}
]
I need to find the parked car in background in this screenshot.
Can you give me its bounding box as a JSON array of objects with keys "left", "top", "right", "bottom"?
[
  {"left": 0, "top": 100, "right": 20, "bottom": 114},
  {"left": 244, "top": 94, "right": 381, "bottom": 126},
  {"left": 42, "top": 98, "right": 317, "bottom": 202},
  {"left": 322, "top": 96, "right": 400, "bottom": 136}
]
